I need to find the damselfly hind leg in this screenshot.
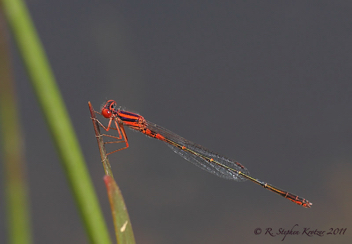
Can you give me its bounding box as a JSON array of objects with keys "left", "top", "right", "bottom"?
[{"left": 93, "top": 111, "right": 129, "bottom": 155}]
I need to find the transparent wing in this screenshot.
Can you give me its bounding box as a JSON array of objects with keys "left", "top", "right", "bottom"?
[{"left": 146, "top": 121, "right": 250, "bottom": 181}]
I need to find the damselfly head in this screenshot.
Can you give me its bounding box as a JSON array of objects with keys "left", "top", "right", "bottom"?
[
  {"left": 101, "top": 108, "right": 112, "bottom": 118},
  {"left": 101, "top": 100, "right": 117, "bottom": 118}
]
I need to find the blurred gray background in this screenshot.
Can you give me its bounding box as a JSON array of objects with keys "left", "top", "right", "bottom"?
[{"left": 1, "top": 1, "right": 352, "bottom": 243}]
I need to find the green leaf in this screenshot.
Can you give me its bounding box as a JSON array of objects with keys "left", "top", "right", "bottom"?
[
  {"left": 104, "top": 175, "right": 136, "bottom": 244},
  {"left": 1, "top": 0, "right": 112, "bottom": 243}
]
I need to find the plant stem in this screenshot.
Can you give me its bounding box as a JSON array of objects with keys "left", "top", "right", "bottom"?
[
  {"left": 89, "top": 102, "right": 136, "bottom": 244},
  {"left": 1, "top": 0, "right": 111, "bottom": 243},
  {"left": 0, "top": 9, "right": 32, "bottom": 244},
  {"left": 88, "top": 102, "right": 114, "bottom": 177}
]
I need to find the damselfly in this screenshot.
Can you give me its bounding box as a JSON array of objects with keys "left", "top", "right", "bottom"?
[{"left": 94, "top": 100, "right": 312, "bottom": 208}]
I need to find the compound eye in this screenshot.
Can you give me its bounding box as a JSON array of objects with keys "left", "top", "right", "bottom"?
[{"left": 101, "top": 108, "right": 112, "bottom": 118}]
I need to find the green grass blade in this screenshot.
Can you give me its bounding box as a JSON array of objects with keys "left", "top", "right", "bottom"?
[
  {"left": 89, "top": 102, "right": 136, "bottom": 244},
  {"left": 0, "top": 13, "right": 32, "bottom": 244},
  {"left": 104, "top": 175, "right": 136, "bottom": 244},
  {"left": 1, "top": 0, "right": 112, "bottom": 243},
  {"left": 88, "top": 102, "right": 114, "bottom": 177}
]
